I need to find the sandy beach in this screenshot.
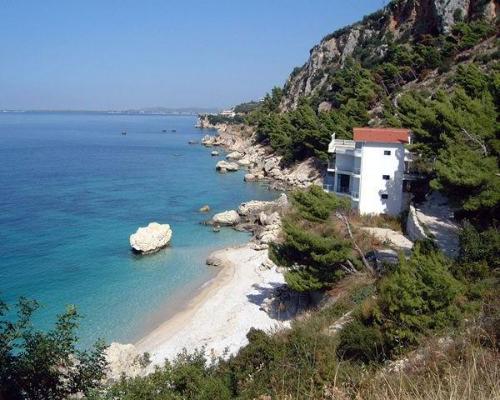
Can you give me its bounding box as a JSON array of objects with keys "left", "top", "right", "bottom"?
[{"left": 136, "top": 243, "right": 289, "bottom": 365}]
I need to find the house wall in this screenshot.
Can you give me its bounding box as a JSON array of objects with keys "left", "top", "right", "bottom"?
[{"left": 358, "top": 142, "right": 405, "bottom": 216}]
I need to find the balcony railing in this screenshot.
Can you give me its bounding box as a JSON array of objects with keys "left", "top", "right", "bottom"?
[{"left": 323, "top": 184, "right": 359, "bottom": 200}]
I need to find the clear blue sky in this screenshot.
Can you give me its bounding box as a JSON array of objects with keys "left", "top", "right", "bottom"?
[{"left": 1, "top": 0, "right": 386, "bottom": 110}]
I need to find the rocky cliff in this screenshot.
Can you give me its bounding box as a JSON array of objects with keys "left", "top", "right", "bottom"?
[{"left": 281, "top": 0, "right": 498, "bottom": 110}]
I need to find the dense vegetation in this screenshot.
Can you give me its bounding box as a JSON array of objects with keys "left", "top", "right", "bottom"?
[
  {"left": 0, "top": 299, "right": 106, "bottom": 399},
  {"left": 2, "top": 186, "right": 498, "bottom": 399},
  {"left": 242, "top": 15, "right": 499, "bottom": 224}
]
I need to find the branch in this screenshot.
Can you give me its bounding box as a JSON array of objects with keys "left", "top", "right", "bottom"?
[
  {"left": 462, "top": 128, "right": 488, "bottom": 156},
  {"left": 336, "top": 212, "right": 375, "bottom": 275}
]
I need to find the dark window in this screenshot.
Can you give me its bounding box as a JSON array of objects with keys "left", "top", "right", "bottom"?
[
  {"left": 382, "top": 175, "right": 390, "bottom": 180},
  {"left": 381, "top": 194, "right": 389, "bottom": 199},
  {"left": 384, "top": 150, "right": 391, "bottom": 155}
]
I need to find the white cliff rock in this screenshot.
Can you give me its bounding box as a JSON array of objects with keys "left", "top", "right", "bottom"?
[
  {"left": 129, "top": 222, "right": 172, "bottom": 254},
  {"left": 105, "top": 342, "right": 148, "bottom": 382},
  {"left": 212, "top": 210, "right": 241, "bottom": 226}
]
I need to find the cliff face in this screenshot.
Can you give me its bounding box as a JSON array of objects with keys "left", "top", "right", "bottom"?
[{"left": 281, "top": 0, "right": 498, "bottom": 110}]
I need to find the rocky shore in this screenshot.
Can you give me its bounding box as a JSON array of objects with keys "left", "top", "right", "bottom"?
[{"left": 198, "top": 118, "right": 323, "bottom": 190}]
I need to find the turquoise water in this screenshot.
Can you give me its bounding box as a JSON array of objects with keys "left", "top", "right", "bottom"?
[{"left": 0, "top": 113, "right": 276, "bottom": 347}]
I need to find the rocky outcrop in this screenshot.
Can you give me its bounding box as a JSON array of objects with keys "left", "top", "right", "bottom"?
[
  {"left": 226, "top": 151, "right": 243, "bottom": 160},
  {"left": 212, "top": 210, "right": 241, "bottom": 226},
  {"left": 105, "top": 343, "right": 148, "bottom": 382},
  {"left": 215, "top": 160, "right": 239, "bottom": 172},
  {"left": 280, "top": 0, "right": 496, "bottom": 110},
  {"left": 129, "top": 222, "right": 172, "bottom": 254},
  {"left": 199, "top": 205, "right": 210, "bottom": 213}
]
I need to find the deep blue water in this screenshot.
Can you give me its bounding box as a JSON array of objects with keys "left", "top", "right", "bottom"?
[{"left": 0, "top": 112, "right": 276, "bottom": 347}]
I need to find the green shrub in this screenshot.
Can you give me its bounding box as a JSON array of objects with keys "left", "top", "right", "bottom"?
[
  {"left": 377, "top": 242, "right": 464, "bottom": 350},
  {"left": 337, "top": 320, "right": 386, "bottom": 362},
  {"left": 291, "top": 185, "right": 350, "bottom": 222},
  {"left": 458, "top": 221, "right": 500, "bottom": 270},
  {"left": 0, "top": 298, "right": 107, "bottom": 400}
]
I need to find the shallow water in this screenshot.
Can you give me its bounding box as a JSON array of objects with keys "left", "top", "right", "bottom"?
[{"left": 0, "top": 112, "right": 276, "bottom": 347}]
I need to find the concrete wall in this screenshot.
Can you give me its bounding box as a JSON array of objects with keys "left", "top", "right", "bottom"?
[{"left": 358, "top": 142, "right": 405, "bottom": 216}]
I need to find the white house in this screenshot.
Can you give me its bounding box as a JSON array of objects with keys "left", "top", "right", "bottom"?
[{"left": 324, "top": 127, "right": 412, "bottom": 216}]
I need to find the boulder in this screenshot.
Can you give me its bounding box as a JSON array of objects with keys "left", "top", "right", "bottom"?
[
  {"left": 211, "top": 150, "right": 219, "bottom": 156},
  {"left": 226, "top": 151, "right": 243, "bottom": 160},
  {"left": 237, "top": 158, "right": 251, "bottom": 167},
  {"left": 105, "top": 342, "right": 148, "bottom": 382},
  {"left": 244, "top": 173, "right": 256, "bottom": 182},
  {"left": 199, "top": 205, "right": 210, "bottom": 213},
  {"left": 216, "top": 160, "right": 239, "bottom": 172},
  {"left": 238, "top": 200, "right": 272, "bottom": 217},
  {"left": 259, "top": 211, "right": 280, "bottom": 226},
  {"left": 201, "top": 135, "right": 215, "bottom": 146},
  {"left": 206, "top": 253, "right": 224, "bottom": 267},
  {"left": 212, "top": 210, "right": 240, "bottom": 226},
  {"left": 129, "top": 222, "right": 172, "bottom": 254}
]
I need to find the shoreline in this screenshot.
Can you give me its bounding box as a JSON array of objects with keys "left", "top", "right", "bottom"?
[{"left": 135, "top": 243, "right": 289, "bottom": 365}]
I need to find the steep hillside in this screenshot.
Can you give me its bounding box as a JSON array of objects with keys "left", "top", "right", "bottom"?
[{"left": 281, "top": 0, "right": 498, "bottom": 110}]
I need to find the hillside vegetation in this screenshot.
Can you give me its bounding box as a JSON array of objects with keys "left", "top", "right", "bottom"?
[{"left": 242, "top": 0, "right": 499, "bottom": 224}]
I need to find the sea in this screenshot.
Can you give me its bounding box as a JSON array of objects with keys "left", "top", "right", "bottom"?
[{"left": 0, "top": 112, "right": 277, "bottom": 348}]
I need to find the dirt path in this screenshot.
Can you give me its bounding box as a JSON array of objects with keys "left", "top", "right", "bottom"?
[{"left": 415, "top": 192, "right": 460, "bottom": 258}]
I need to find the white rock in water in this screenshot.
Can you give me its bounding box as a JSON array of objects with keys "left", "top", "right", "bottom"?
[
  {"left": 226, "top": 151, "right": 243, "bottom": 160},
  {"left": 216, "top": 160, "right": 239, "bottom": 172},
  {"left": 244, "top": 173, "right": 256, "bottom": 182},
  {"left": 129, "top": 222, "right": 172, "bottom": 254},
  {"left": 212, "top": 210, "right": 240, "bottom": 226},
  {"left": 211, "top": 150, "right": 219, "bottom": 156}
]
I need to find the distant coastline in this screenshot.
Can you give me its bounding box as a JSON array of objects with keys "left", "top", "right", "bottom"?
[{"left": 0, "top": 107, "right": 220, "bottom": 116}]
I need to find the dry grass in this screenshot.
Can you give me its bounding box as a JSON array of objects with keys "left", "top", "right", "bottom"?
[
  {"left": 350, "top": 212, "right": 403, "bottom": 233},
  {"left": 354, "top": 343, "right": 499, "bottom": 400}
]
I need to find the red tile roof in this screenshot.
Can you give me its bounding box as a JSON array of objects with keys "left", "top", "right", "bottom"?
[{"left": 353, "top": 127, "right": 410, "bottom": 144}]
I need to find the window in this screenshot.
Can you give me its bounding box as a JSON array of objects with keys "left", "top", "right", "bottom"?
[
  {"left": 382, "top": 175, "right": 390, "bottom": 180},
  {"left": 384, "top": 150, "right": 391, "bottom": 155},
  {"left": 381, "top": 194, "right": 389, "bottom": 199}
]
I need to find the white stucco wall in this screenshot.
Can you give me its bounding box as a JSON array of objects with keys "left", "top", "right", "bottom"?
[{"left": 358, "top": 142, "right": 405, "bottom": 216}]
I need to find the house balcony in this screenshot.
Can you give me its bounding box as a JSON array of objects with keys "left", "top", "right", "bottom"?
[
  {"left": 323, "top": 184, "right": 359, "bottom": 201},
  {"left": 327, "top": 163, "right": 360, "bottom": 176}
]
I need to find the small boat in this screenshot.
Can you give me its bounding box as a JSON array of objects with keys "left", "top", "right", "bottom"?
[
  {"left": 121, "top": 131, "right": 127, "bottom": 135},
  {"left": 171, "top": 129, "right": 176, "bottom": 132},
  {"left": 162, "top": 129, "right": 167, "bottom": 132}
]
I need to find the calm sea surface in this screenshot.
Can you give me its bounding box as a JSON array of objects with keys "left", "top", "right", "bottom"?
[{"left": 0, "top": 112, "right": 276, "bottom": 347}]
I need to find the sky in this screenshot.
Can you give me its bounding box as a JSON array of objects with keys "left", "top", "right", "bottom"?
[{"left": 0, "top": 1, "right": 387, "bottom": 110}]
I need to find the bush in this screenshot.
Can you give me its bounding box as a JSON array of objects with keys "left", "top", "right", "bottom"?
[
  {"left": 291, "top": 185, "right": 350, "bottom": 222},
  {"left": 458, "top": 221, "right": 500, "bottom": 270},
  {"left": 0, "top": 298, "right": 107, "bottom": 400},
  {"left": 376, "top": 242, "right": 464, "bottom": 350},
  {"left": 337, "top": 320, "right": 386, "bottom": 362}
]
